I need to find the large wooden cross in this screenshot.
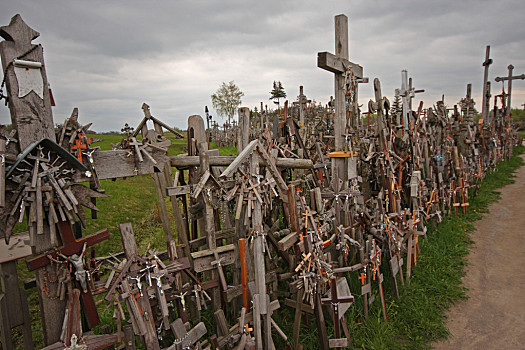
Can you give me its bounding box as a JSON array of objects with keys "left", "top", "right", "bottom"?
[
  {"left": 481, "top": 46, "right": 492, "bottom": 121},
  {"left": 495, "top": 64, "right": 525, "bottom": 120},
  {"left": 318, "top": 14, "right": 363, "bottom": 153},
  {"left": 26, "top": 221, "right": 110, "bottom": 329},
  {"left": 318, "top": 14, "right": 364, "bottom": 189},
  {"left": 0, "top": 14, "right": 64, "bottom": 344}
]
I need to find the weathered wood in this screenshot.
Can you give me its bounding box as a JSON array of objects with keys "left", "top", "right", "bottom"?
[
  {"left": 220, "top": 140, "right": 259, "bottom": 179},
  {"left": 152, "top": 169, "right": 176, "bottom": 260},
  {"left": 0, "top": 15, "right": 56, "bottom": 150},
  {"left": 0, "top": 138, "right": 5, "bottom": 208},
  {"left": 124, "top": 324, "right": 136, "bottom": 350},
  {"left": 317, "top": 51, "right": 363, "bottom": 77},
  {"left": 0, "top": 261, "right": 34, "bottom": 350},
  {"left": 0, "top": 231, "right": 31, "bottom": 264},
  {"left": 238, "top": 107, "right": 251, "bottom": 154},
  {"left": 72, "top": 149, "right": 170, "bottom": 182},
  {"left": 170, "top": 155, "right": 313, "bottom": 170}
]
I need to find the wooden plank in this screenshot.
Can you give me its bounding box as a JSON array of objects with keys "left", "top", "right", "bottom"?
[
  {"left": 219, "top": 140, "right": 258, "bottom": 179},
  {"left": 71, "top": 149, "right": 170, "bottom": 182},
  {"left": 170, "top": 155, "right": 313, "bottom": 170},
  {"left": 277, "top": 231, "right": 298, "bottom": 251},
  {"left": 0, "top": 138, "right": 5, "bottom": 208},
  {"left": 26, "top": 227, "right": 110, "bottom": 271},
  {"left": 190, "top": 244, "right": 236, "bottom": 272},
  {"left": 237, "top": 107, "right": 250, "bottom": 154},
  {"left": 317, "top": 52, "right": 363, "bottom": 78},
  {"left": 166, "top": 185, "right": 191, "bottom": 196},
  {"left": 0, "top": 232, "right": 31, "bottom": 264}
]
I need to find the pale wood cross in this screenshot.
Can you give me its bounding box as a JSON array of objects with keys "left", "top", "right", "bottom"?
[{"left": 317, "top": 14, "right": 363, "bottom": 152}]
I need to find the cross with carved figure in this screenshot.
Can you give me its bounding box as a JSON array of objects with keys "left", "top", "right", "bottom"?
[{"left": 26, "top": 221, "right": 110, "bottom": 329}]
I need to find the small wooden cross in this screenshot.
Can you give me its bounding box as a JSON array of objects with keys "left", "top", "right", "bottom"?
[
  {"left": 321, "top": 277, "right": 354, "bottom": 349},
  {"left": 70, "top": 133, "right": 91, "bottom": 163},
  {"left": 358, "top": 272, "right": 366, "bottom": 285}
]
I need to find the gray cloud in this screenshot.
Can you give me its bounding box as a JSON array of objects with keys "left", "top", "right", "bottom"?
[{"left": 1, "top": 0, "right": 524, "bottom": 132}]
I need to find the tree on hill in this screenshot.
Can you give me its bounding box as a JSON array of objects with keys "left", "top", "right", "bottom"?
[
  {"left": 211, "top": 81, "right": 244, "bottom": 123},
  {"left": 270, "top": 81, "right": 286, "bottom": 109}
]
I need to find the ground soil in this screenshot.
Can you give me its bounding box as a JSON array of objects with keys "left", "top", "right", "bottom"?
[{"left": 433, "top": 155, "right": 525, "bottom": 349}]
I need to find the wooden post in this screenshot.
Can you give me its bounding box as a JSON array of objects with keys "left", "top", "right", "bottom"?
[
  {"left": 0, "top": 15, "right": 62, "bottom": 344},
  {"left": 481, "top": 46, "right": 492, "bottom": 122},
  {"left": 238, "top": 107, "right": 250, "bottom": 154},
  {"left": 0, "top": 138, "right": 5, "bottom": 208},
  {"left": 0, "top": 260, "right": 33, "bottom": 350}
]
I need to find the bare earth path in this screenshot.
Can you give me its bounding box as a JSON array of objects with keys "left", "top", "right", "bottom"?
[{"left": 433, "top": 155, "right": 525, "bottom": 349}]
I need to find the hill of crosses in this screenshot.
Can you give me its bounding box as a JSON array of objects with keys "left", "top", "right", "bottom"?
[{"left": 0, "top": 13, "right": 521, "bottom": 350}]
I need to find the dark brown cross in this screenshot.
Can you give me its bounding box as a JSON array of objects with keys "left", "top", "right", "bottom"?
[
  {"left": 321, "top": 277, "right": 354, "bottom": 349},
  {"left": 121, "top": 123, "right": 134, "bottom": 137},
  {"left": 26, "top": 221, "right": 110, "bottom": 328}
]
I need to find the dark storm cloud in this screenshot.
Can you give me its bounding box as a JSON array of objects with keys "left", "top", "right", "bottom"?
[{"left": 1, "top": 0, "right": 524, "bottom": 131}]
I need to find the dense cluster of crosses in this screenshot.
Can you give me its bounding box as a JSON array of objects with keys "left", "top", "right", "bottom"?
[{"left": 0, "top": 13, "right": 522, "bottom": 350}]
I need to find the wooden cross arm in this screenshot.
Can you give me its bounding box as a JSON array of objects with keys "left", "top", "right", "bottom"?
[
  {"left": 26, "top": 228, "right": 110, "bottom": 271},
  {"left": 317, "top": 51, "right": 363, "bottom": 78},
  {"left": 495, "top": 74, "right": 525, "bottom": 82},
  {"left": 41, "top": 334, "right": 119, "bottom": 350},
  {"left": 321, "top": 295, "right": 355, "bottom": 305},
  {"left": 191, "top": 244, "right": 236, "bottom": 273},
  {"left": 170, "top": 155, "right": 313, "bottom": 169}
]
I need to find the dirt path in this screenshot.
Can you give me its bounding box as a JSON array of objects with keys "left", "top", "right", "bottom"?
[{"left": 433, "top": 155, "right": 525, "bottom": 349}]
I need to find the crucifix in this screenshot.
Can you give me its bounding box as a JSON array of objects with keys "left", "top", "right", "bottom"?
[
  {"left": 321, "top": 277, "right": 354, "bottom": 349},
  {"left": 26, "top": 221, "right": 111, "bottom": 329},
  {"left": 495, "top": 64, "right": 525, "bottom": 122},
  {"left": 318, "top": 14, "right": 364, "bottom": 183}
]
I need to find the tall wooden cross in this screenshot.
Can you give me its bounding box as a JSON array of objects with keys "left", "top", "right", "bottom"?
[
  {"left": 318, "top": 14, "right": 363, "bottom": 183},
  {"left": 395, "top": 70, "right": 424, "bottom": 130},
  {"left": 495, "top": 65, "right": 525, "bottom": 120},
  {"left": 481, "top": 46, "right": 492, "bottom": 121},
  {"left": 0, "top": 14, "right": 64, "bottom": 344}
]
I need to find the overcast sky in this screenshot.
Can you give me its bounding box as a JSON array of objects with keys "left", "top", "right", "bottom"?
[{"left": 1, "top": 0, "right": 524, "bottom": 132}]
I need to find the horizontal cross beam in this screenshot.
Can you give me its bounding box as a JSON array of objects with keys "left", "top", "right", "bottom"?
[
  {"left": 317, "top": 51, "right": 363, "bottom": 78},
  {"left": 170, "top": 155, "right": 313, "bottom": 169}
]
